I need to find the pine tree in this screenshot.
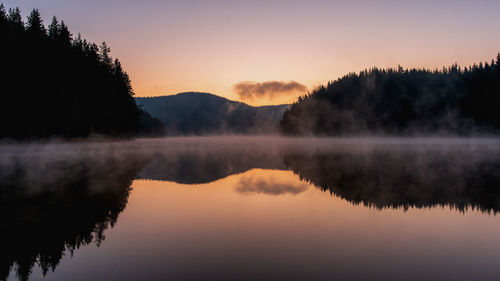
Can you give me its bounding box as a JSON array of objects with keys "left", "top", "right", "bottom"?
[
  {"left": 114, "top": 59, "right": 133, "bottom": 93},
  {"left": 99, "top": 42, "right": 112, "bottom": 69},
  {"left": 57, "top": 21, "right": 72, "bottom": 46},
  {"left": 0, "top": 4, "right": 6, "bottom": 23},
  {"left": 72, "top": 33, "right": 83, "bottom": 50},
  {"left": 26, "top": 9, "right": 46, "bottom": 36},
  {"left": 7, "top": 7, "right": 23, "bottom": 30},
  {"left": 86, "top": 42, "right": 99, "bottom": 60},
  {"left": 48, "top": 16, "right": 59, "bottom": 39}
]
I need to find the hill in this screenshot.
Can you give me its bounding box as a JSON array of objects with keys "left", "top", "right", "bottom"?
[
  {"left": 135, "top": 92, "right": 290, "bottom": 135},
  {"left": 280, "top": 54, "right": 500, "bottom": 136}
]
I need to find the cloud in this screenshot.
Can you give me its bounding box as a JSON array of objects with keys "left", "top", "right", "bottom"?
[{"left": 234, "top": 81, "right": 307, "bottom": 101}]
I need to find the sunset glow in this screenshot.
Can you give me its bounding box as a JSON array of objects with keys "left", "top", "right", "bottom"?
[{"left": 5, "top": 0, "right": 500, "bottom": 105}]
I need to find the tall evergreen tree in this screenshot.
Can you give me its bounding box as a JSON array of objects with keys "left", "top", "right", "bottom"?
[
  {"left": 47, "top": 16, "right": 59, "bottom": 39},
  {"left": 113, "top": 59, "right": 133, "bottom": 92},
  {"left": 7, "top": 7, "right": 23, "bottom": 30},
  {"left": 26, "top": 9, "right": 46, "bottom": 36},
  {"left": 99, "top": 41, "right": 112, "bottom": 68},
  {"left": 0, "top": 4, "right": 6, "bottom": 23},
  {"left": 0, "top": 4, "right": 7, "bottom": 32},
  {"left": 72, "top": 33, "right": 84, "bottom": 51},
  {"left": 57, "top": 20, "right": 72, "bottom": 46}
]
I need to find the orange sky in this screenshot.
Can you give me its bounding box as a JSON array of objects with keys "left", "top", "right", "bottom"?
[{"left": 8, "top": 0, "right": 500, "bottom": 105}]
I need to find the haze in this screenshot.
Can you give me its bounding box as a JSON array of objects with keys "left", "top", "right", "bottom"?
[{"left": 4, "top": 0, "right": 500, "bottom": 105}]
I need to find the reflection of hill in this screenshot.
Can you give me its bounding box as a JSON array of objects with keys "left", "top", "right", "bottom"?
[
  {"left": 0, "top": 154, "right": 145, "bottom": 281},
  {"left": 284, "top": 144, "right": 500, "bottom": 213},
  {"left": 137, "top": 147, "right": 287, "bottom": 184}
]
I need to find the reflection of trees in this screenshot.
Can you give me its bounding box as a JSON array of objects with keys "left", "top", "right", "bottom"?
[
  {"left": 0, "top": 156, "right": 145, "bottom": 281},
  {"left": 284, "top": 146, "right": 500, "bottom": 213}
]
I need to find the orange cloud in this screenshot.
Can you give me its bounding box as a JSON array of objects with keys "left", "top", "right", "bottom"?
[{"left": 234, "top": 81, "right": 307, "bottom": 101}]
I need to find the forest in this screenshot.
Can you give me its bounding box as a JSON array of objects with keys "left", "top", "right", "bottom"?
[
  {"left": 0, "top": 5, "right": 162, "bottom": 139},
  {"left": 280, "top": 55, "right": 500, "bottom": 135}
]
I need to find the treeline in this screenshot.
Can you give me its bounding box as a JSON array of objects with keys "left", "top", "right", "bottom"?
[
  {"left": 280, "top": 55, "right": 500, "bottom": 135},
  {"left": 0, "top": 5, "right": 162, "bottom": 138}
]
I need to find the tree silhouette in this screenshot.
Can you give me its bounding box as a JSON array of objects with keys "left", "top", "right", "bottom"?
[
  {"left": 56, "top": 20, "right": 71, "bottom": 46},
  {"left": 0, "top": 5, "right": 163, "bottom": 138},
  {"left": 280, "top": 55, "right": 500, "bottom": 136},
  {"left": 99, "top": 41, "right": 112, "bottom": 69},
  {"left": 26, "top": 9, "right": 45, "bottom": 36},
  {"left": 47, "top": 16, "right": 58, "bottom": 39},
  {"left": 7, "top": 7, "right": 23, "bottom": 30},
  {"left": 0, "top": 4, "right": 6, "bottom": 25}
]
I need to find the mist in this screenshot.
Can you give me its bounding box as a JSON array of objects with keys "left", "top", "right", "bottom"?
[
  {"left": 2, "top": 136, "right": 500, "bottom": 281},
  {"left": 2, "top": 137, "right": 500, "bottom": 211}
]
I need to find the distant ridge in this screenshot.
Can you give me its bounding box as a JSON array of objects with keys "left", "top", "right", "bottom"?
[{"left": 135, "top": 92, "right": 290, "bottom": 135}]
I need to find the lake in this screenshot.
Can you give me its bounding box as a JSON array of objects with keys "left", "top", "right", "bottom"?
[{"left": 2, "top": 137, "right": 500, "bottom": 281}]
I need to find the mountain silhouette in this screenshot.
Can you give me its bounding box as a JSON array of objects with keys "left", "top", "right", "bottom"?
[{"left": 135, "top": 92, "right": 289, "bottom": 135}]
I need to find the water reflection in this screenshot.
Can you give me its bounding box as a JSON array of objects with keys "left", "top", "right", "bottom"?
[
  {"left": 138, "top": 148, "right": 286, "bottom": 184},
  {"left": 1, "top": 138, "right": 500, "bottom": 281},
  {"left": 283, "top": 143, "right": 500, "bottom": 213},
  {"left": 0, "top": 144, "right": 145, "bottom": 281},
  {"left": 235, "top": 171, "right": 309, "bottom": 195},
  {"left": 133, "top": 138, "right": 500, "bottom": 213}
]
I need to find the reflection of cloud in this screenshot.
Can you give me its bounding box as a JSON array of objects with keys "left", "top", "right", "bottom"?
[
  {"left": 235, "top": 175, "right": 309, "bottom": 195},
  {"left": 234, "top": 81, "right": 307, "bottom": 101}
]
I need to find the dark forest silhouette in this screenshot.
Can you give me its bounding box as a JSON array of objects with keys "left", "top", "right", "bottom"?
[
  {"left": 0, "top": 5, "right": 163, "bottom": 139},
  {"left": 280, "top": 55, "right": 500, "bottom": 135}
]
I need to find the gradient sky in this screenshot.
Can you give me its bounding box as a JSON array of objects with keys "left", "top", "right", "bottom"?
[{"left": 4, "top": 0, "right": 500, "bottom": 105}]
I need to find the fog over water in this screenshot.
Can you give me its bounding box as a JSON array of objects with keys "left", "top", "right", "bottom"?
[
  {"left": 3, "top": 137, "right": 500, "bottom": 205},
  {"left": 2, "top": 137, "right": 500, "bottom": 281}
]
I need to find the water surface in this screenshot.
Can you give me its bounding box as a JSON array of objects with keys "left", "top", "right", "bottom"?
[{"left": 2, "top": 137, "right": 500, "bottom": 281}]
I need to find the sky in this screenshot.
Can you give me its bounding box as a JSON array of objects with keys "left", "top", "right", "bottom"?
[{"left": 3, "top": 0, "right": 500, "bottom": 105}]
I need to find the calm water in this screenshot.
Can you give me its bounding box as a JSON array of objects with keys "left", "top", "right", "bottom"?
[{"left": 2, "top": 137, "right": 500, "bottom": 281}]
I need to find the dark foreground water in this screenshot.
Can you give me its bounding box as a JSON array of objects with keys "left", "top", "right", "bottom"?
[{"left": 1, "top": 137, "right": 500, "bottom": 281}]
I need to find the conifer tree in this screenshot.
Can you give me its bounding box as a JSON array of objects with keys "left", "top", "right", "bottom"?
[
  {"left": 48, "top": 16, "right": 59, "bottom": 39},
  {"left": 7, "top": 7, "right": 23, "bottom": 30},
  {"left": 99, "top": 41, "right": 112, "bottom": 68},
  {"left": 57, "top": 21, "right": 72, "bottom": 45},
  {"left": 0, "top": 4, "right": 6, "bottom": 23},
  {"left": 26, "top": 9, "right": 46, "bottom": 36},
  {"left": 113, "top": 59, "right": 132, "bottom": 92}
]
